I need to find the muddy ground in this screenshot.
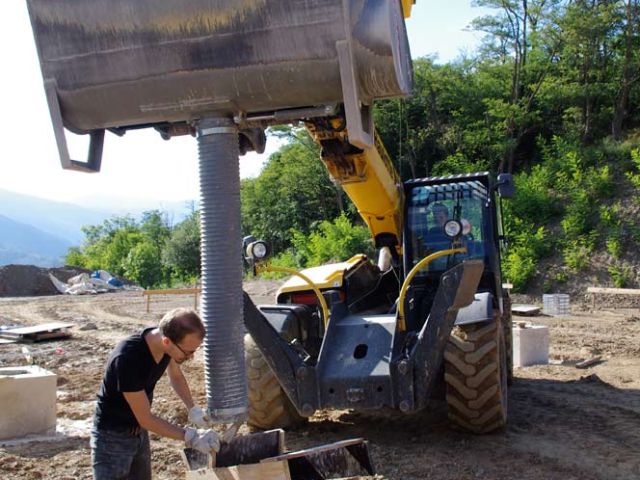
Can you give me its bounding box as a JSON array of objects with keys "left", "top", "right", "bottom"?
[{"left": 0, "top": 281, "right": 638, "bottom": 480}]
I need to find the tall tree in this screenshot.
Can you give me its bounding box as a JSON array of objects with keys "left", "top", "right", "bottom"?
[
  {"left": 241, "top": 136, "right": 343, "bottom": 252},
  {"left": 140, "top": 210, "right": 171, "bottom": 252},
  {"left": 472, "top": 0, "right": 562, "bottom": 171},
  {"left": 559, "top": 0, "right": 620, "bottom": 142},
  {"left": 612, "top": 0, "right": 640, "bottom": 139},
  {"left": 163, "top": 212, "right": 201, "bottom": 281}
]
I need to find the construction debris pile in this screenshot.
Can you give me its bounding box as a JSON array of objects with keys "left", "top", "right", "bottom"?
[{"left": 0, "top": 265, "right": 132, "bottom": 297}]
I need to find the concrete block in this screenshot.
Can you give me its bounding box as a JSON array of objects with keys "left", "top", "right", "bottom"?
[
  {"left": 542, "top": 294, "right": 570, "bottom": 316},
  {"left": 512, "top": 325, "right": 549, "bottom": 367},
  {"left": 0, "top": 365, "right": 57, "bottom": 440}
]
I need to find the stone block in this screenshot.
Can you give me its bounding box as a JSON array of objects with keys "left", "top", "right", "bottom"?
[
  {"left": 512, "top": 325, "right": 549, "bottom": 367},
  {"left": 0, "top": 365, "right": 57, "bottom": 440}
]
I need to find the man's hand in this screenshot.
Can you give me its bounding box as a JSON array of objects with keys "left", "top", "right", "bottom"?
[
  {"left": 184, "top": 427, "right": 221, "bottom": 454},
  {"left": 188, "top": 406, "right": 211, "bottom": 428}
]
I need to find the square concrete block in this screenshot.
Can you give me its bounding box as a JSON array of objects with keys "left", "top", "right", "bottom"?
[
  {"left": 0, "top": 365, "right": 57, "bottom": 440},
  {"left": 513, "top": 325, "right": 549, "bottom": 367}
]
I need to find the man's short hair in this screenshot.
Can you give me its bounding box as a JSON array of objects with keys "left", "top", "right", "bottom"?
[{"left": 159, "top": 308, "right": 205, "bottom": 343}]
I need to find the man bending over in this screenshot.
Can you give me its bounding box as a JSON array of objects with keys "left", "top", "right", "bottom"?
[{"left": 91, "top": 308, "right": 218, "bottom": 479}]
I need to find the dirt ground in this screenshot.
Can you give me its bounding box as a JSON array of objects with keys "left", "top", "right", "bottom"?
[{"left": 0, "top": 282, "right": 638, "bottom": 480}]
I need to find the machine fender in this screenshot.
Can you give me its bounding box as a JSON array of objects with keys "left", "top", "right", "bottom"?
[{"left": 454, "top": 292, "right": 494, "bottom": 326}]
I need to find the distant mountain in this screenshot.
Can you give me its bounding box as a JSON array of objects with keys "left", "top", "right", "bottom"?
[
  {"left": 0, "top": 189, "right": 113, "bottom": 244},
  {"left": 0, "top": 214, "right": 72, "bottom": 267},
  {"left": 0, "top": 189, "right": 196, "bottom": 267},
  {"left": 0, "top": 189, "right": 195, "bottom": 245}
]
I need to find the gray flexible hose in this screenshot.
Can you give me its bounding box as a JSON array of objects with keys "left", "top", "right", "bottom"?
[{"left": 197, "top": 117, "right": 247, "bottom": 422}]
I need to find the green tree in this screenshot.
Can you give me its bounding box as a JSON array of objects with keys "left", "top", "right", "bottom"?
[
  {"left": 241, "top": 135, "right": 343, "bottom": 252},
  {"left": 163, "top": 212, "right": 201, "bottom": 281},
  {"left": 612, "top": 0, "right": 640, "bottom": 139},
  {"left": 125, "top": 241, "right": 163, "bottom": 288},
  {"left": 103, "top": 230, "right": 144, "bottom": 276},
  {"left": 291, "top": 214, "right": 375, "bottom": 267},
  {"left": 140, "top": 210, "right": 171, "bottom": 251},
  {"left": 77, "top": 215, "right": 140, "bottom": 271},
  {"left": 472, "top": 0, "right": 563, "bottom": 171},
  {"left": 65, "top": 246, "right": 87, "bottom": 268}
]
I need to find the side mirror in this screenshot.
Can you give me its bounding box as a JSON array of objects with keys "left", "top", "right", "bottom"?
[{"left": 496, "top": 173, "right": 515, "bottom": 199}]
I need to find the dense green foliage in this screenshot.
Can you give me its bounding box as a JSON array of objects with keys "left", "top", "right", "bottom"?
[
  {"left": 67, "top": 1, "right": 640, "bottom": 291},
  {"left": 374, "top": 0, "right": 640, "bottom": 290},
  {"left": 65, "top": 210, "right": 200, "bottom": 288},
  {"left": 240, "top": 133, "right": 345, "bottom": 253}
]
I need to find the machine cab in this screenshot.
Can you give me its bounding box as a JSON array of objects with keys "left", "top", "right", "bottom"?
[{"left": 402, "top": 172, "right": 508, "bottom": 325}]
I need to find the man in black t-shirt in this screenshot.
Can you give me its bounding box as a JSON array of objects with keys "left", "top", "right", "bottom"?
[{"left": 91, "top": 308, "right": 220, "bottom": 480}]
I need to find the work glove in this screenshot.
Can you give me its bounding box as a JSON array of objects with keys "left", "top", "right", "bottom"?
[
  {"left": 184, "top": 427, "right": 221, "bottom": 454},
  {"left": 188, "top": 405, "right": 211, "bottom": 428}
]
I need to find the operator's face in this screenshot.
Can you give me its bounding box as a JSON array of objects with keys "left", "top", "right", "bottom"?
[
  {"left": 170, "top": 332, "right": 203, "bottom": 364},
  {"left": 434, "top": 210, "right": 448, "bottom": 226}
]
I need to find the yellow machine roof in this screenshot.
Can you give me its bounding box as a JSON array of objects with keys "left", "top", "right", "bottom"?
[{"left": 277, "top": 255, "right": 367, "bottom": 295}]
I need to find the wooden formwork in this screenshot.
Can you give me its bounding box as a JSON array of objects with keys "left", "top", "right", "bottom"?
[{"left": 181, "top": 429, "right": 375, "bottom": 480}]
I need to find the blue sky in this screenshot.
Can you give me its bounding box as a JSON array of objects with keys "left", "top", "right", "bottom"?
[{"left": 0, "top": 1, "right": 488, "bottom": 207}]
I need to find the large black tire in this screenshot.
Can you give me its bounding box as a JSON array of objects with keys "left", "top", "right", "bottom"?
[
  {"left": 244, "top": 335, "right": 307, "bottom": 430},
  {"left": 444, "top": 315, "right": 508, "bottom": 433}
]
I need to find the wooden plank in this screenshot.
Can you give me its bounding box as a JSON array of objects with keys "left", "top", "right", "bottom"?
[
  {"left": 184, "top": 460, "right": 291, "bottom": 480},
  {"left": 260, "top": 438, "right": 365, "bottom": 463},
  {"left": 0, "top": 322, "right": 74, "bottom": 336},
  {"left": 512, "top": 304, "right": 541, "bottom": 316},
  {"left": 576, "top": 356, "right": 603, "bottom": 369},
  {"left": 143, "top": 288, "right": 200, "bottom": 312},
  {"left": 183, "top": 430, "right": 285, "bottom": 471},
  {"left": 142, "top": 288, "right": 201, "bottom": 296},
  {"left": 586, "top": 287, "right": 640, "bottom": 295},
  {"left": 19, "top": 331, "right": 72, "bottom": 343}
]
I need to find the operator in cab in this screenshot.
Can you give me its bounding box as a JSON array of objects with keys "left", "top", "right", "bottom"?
[
  {"left": 429, "top": 203, "right": 450, "bottom": 238},
  {"left": 91, "top": 308, "right": 219, "bottom": 479}
]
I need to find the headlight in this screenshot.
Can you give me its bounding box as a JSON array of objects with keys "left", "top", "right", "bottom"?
[
  {"left": 444, "top": 220, "right": 462, "bottom": 238},
  {"left": 461, "top": 218, "right": 472, "bottom": 235},
  {"left": 247, "top": 240, "right": 269, "bottom": 260}
]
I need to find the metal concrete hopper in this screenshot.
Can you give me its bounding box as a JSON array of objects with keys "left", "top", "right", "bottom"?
[{"left": 27, "top": 0, "right": 413, "bottom": 171}]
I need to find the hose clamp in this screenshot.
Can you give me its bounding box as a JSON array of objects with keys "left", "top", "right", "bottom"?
[{"left": 198, "top": 126, "right": 237, "bottom": 137}]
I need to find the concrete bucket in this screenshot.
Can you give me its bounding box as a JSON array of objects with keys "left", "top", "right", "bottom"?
[{"left": 27, "top": 0, "right": 413, "bottom": 169}]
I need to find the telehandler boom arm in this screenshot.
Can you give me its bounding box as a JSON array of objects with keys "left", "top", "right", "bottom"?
[{"left": 306, "top": 120, "right": 404, "bottom": 251}]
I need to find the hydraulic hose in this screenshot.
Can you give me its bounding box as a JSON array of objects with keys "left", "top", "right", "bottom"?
[
  {"left": 397, "top": 247, "right": 467, "bottom": 331},
  {"left": 197, "top": 117, "right": 247, "bottom": 422},
  {"left": 256, "top": 263, "right": 331, "bottom": 329}
]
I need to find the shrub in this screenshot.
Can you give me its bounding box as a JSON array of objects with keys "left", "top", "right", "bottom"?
[
  {"left": 431, "top": 152, "right": 488, "bottom": 176},
  {"left": 626, "top": 149, "right": 640, "bottom": 190},
  {"left": 503, "top": 250, "right": 537, "bottom": 292},
  {"left": 608, "top": 265, "right": 633, "bottom": 288},
  {"left": 509, "top": 166, "right": 562, "bottom": 224},
  {"left": 292, "top": 214, "right": 374, "bottom": 267},
  {"left": 606, "top": 236, "right": 624, "bottom": 259},
  {"left": 65, "top": 247, "right": 87, "bottom": 268},
  {"left": 561, "top": 191, "right": 594, "bottom": 237},
  {"left": 501, "top": 223, "right": 549, "bottom": 291},
  {"left": 563, "top": 237, "right": 595, "bottom": 272},
  {"left": 256, "top": 250, "right": 300, "bottom": 280}
]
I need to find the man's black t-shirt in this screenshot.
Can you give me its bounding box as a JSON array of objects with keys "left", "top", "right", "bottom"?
[{"left": 94, "top": 327, "right": 170, "bottom": 430}]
